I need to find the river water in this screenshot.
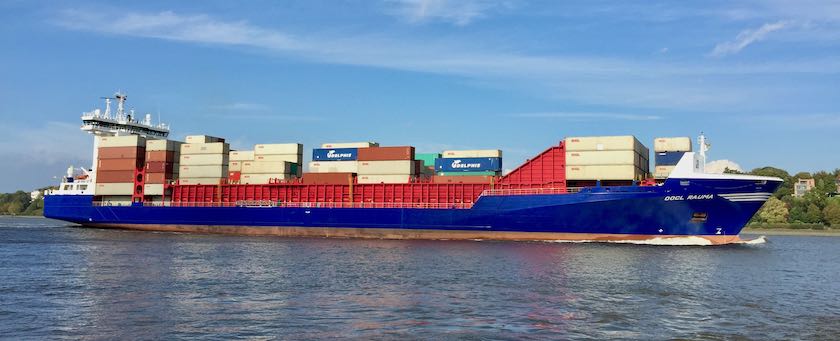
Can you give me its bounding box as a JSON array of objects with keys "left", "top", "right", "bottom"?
[{"left": 1, "top": 217, "right": 838, "bottom": 340}]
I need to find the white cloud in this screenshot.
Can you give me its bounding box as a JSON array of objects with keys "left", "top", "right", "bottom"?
[
  {"left": 706, "top": 159, "right": 744, "bottom": 174},
  {"left": 0, "top": 122, "right": 92, "bottom": 192},
  {"left": 710, "top": 20, "right": 791, "bottom": 57},
  {"left": 384, "top": 0, "right": 510, "bottom": 26},
  {"left": 511, "top": 112, "right": 662, "bottom": 121}
]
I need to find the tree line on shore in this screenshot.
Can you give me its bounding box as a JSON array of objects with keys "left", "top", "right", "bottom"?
[{"left": 0, "top": 189, "right": 50, "bottom": 216}]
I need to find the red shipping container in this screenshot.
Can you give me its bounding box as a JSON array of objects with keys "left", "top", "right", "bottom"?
[
  {"left": 301, "top": 172, "right": 355, "bottom": 185},
  {"left": 146, "top": 151, "right": 177, "bottom": 162},
  {"left": 98, "top": 147, "right": 144, "bottom": 159},
  {"left": 228, "top": 171, "right": 241, "bottom": 181},
  {"left": 96, "top": 170, "right": 137, "bottom": 183},
  {"left": 357, "top": 146, "right": 415, "bottom": 161},
  {"left": 146, "top": 161, "right": 175, "bottom": 173},
  {"left": 145, "top": 172, "right": 176, "bottom": 184},
  {"left": 432, "top": 175, "right": 495, "bottom": 184},
  {"left": 98, "top": 158, "right": 142, "bottom": 171}
]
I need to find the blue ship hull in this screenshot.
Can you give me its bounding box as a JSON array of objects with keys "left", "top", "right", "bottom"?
[{"left": 44, "top": 178, "right": 779, "bottom": 244}]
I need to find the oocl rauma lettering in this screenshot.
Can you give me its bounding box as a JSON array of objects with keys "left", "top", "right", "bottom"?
[{"left": 664, "top": 194, "right": 714, "bottom": 201}]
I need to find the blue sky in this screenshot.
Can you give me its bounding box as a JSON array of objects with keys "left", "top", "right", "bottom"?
[{"left": 1, "top": 0, "right": 838, "bottom": 192}]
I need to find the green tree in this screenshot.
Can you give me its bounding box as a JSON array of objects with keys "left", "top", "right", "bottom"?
[
  {"left": 756, "top": 197, "right": 789, "bottom": 224},
  {"left": 803, "top": 203, "right": 823, "bottom": 224},
  {"left": 6, "top": 201, "right": 23, "bottom": 215},
  {"left": 750, "top": 167, "right": 793, "bottom": 198},
  {"left": 824, "top": 199, "right": 840, "bottom": 226}
]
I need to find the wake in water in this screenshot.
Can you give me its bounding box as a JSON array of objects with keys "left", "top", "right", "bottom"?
[{"left": 542, "top": 235, "right": 768, "bottom": 246}]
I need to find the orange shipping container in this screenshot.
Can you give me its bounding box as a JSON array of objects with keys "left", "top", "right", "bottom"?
[
  {"left": 98, "top": 159, "right": 141, "bottom": 171},
  {"left": 145, "top": 161, "right": 175, "bottom": 173},
  {"left": 301, "top": 172, "right": 355, "bottom": 185},
  {"left": 145, "top": 173, "right": 176, "bottom": 184},
  {"left": 96, "top": 170, "right": 136, "bottom": 183},
  {"left": 98, "top": 147, "right": 144, "bottom": 159},
  {"left": 146, "top": 151, "right": 177, "bottom": 163},
  {"left": 357, "top": 146, "right": 415, "bottom": 161}
]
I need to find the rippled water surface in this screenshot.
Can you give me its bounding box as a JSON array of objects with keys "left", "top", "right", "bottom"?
[{"left": 1, "top": 217, "right": 839, "bottom": 340}]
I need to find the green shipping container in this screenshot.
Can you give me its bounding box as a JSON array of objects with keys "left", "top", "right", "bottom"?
[
  {"left": 415, "top": 153, "right": 441, "bottom": 167},
  {"left": 290, "top": 163, "right": 299, "bottom": 176},
  {"left": 437, "top": 171, "right": 499, "bottom": 176}
]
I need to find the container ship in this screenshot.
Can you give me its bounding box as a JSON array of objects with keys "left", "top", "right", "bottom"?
[{"left": 44, "top": 93, "right": 782, "bottom": 245}]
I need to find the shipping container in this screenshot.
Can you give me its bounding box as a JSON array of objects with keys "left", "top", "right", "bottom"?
[
  {"left": 564, "top": 136, "right": 645, "bottom": 152},
  {"left": 228, "top": 171, "right": 241, "bottom": 182},
  {"left": 97, "top": 159, "right": 141, "bottom": 171},
  {"left": 654, "top": 151, "right": 685, "bottom": 166},
  {"left": 308, "top": 161, "right": 359, "bottom": 173},
  {"left": 146, "top": 151, "right": 177, "bottom": 163},
  {"left": 654, "top": 137, "right": 692, "bottom": 152},
  {"left": 566, "top": 165, "right": 645, "bottom": 181},
  {"left": 143, "top": 184, "right": 167, "bottom": 196},
  {"left": 179, "top": 165, "right": 228, "bottom": 178},
  {"left": 229, "top": 161, "right": 242, "bottom": 172},
  {"left": 98, "top": 135, "right": 145, "bottom": 148},
  {"left": 312, "top": 148, "right": 358, "bottom": 161},
  {"left": 99, "top": 195, "right": 134, "bottom": 206},
  {"left": 301, "top": 172, "right": 355, "bottom": 185},
  {"left": 181, "top": 142, "right": 230, "bottom": 155},
  {"left": 229, "top": 150, "right": 255, "bottom": 161},
  {"left": 254, "top": 154, "right": 303, "bottom": 164},
  {"left": 146, "top": 139, "right": 182, "bottom": 152},
  {"left": 145, "top": 173, "right": 175, "bottom": 184},
  {"left": 435, "top": 157, "right": 502, "bottom": 172},
  {"left": 321, "top": 142, "right": 378, "bottom": 148},
  {"left": 94, "top": 182, "right": 137, "bottom": 195},
  {"left": 241, "top": 161, "right": 292, "bottom": 174},
  {"left": 240, "top": 173, "right": 291, "bottom": 184},
  {"left": 358, "top": 160, "right": 416, "bottom": 175},
  {"left": 357, "top": 146, "right": 414, "bottom": 161},
  {"left": 254, "top": 143, "right": 303, "bottom": 155},
  {"left": 654, "top": 165, "right": 676, "bottom": 179},
  {"left": 357, "top": 174, "right": 412, "bottom": 184},
  {"left": 441, "top": 149, "right": 502, "bottom": 158},
  {"left": 145, "top": 161, "right": 176, "bottom": 173},
  {"left": 179, "top": 178, "right": 224, "bottom": 185},
  {"left": 96, "top": 170, "right": 137, "bottom": 183},
  {"left": 415, "top": 153, "right": 440, "bottom": 167},
  {"left": 185, "top": 135, "right": 224, "bottom": 144},
  {"left": 565, "top": 150, "right": 641, "bottom": 166},
  {"left": 436, "top": 171, "right": 499, "bottom": 176},
  {"left": 98, "top": 147, "right": 144, "bottom": 159},
  {"left": 432, "top": 175, "right": 495, "bottom": 184},
  {"left": 180, "top": 154, "right": 229, "bottom": 166}
]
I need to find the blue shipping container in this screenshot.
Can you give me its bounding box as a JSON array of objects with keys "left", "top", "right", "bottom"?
[
  {"left": 435, "top": 157, "right": 502, "bottom": 172},
  {"left": 312, "top": 148, "right": 358, "bottom": 161},
  {"left": 655, "top": 151, "right": 685, "bottom": 166}
]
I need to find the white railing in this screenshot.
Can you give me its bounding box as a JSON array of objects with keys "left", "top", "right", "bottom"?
[{"left": 481, "top": 187, "right": 581, "bottom": 196}]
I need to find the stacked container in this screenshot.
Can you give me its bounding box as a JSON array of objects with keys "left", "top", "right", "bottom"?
[
  {"left": 95, "top": 135, "right": 146, "bottom": 202},
  {"left": 653, "top": 137, "right": 692, "bottom": 179},
  {"left": 144, "top": 139, "right": 182, "bottom": 195},
  {"left": 433, "top": 150, "right": 502, "bottom": 183},
  {"left": 356, "top": 146, "right": 417, "bottom": 184},
  {"left": 228, "top": 150, "right": 254, "bottom": 183},
  {"left": 238, "top": 143, "right": 302, "bottom": 184},
  {"left": 564, "top": 136, "right": 649, "bottom": 183},
  {"left": 415, "top": 153, "right": 440, "bottom": 177},
  {"left": 179, "top": 135, "right": 230, "bottom": 185},
  {"left": 308, "top": 142, "right": 377, "bottom": 175}
]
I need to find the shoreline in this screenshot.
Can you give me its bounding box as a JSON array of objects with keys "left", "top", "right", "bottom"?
[{"left": 742, "top": 228, "right": 840, "bottom": 237}]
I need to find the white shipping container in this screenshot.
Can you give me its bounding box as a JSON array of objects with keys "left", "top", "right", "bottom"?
[
  {"left": 654, "top": 165, "right": 676, "bottom": 179},
  {"left": 566, "top": 165, "right": 645, "bottom": 181},
  {"left": 180, "top": 142, "right": 230, "bottom": 155},
  {"left": 320, "top": 142, "right": 379, "bottom": 148},
  {"left": 254, "top": 143, "right": 303, "bottom": 155},
  {"left": 654, "top": 137, "right": 692, "bottom": 152},
  {"left": 241, "top": 161, "right": 291, "bottom": 174},
  {"left": 357, "top": 174, "right": 412, "bottom": 184},
  {"left": 565, "top": 151, "right": 640, "bottom": 166},
  {"left": 185, "top": 135, "right": 224, "bottom": 144},
  {"left": 179, "top": 165, "right": 228, "bottom": 178},
  {"left": 99, "top": 195, "right": 134, "bottom": 206},
  {"left": 180, "top": 154, "right": 229, "bottom": 166},
  {"left": 240, "top": 173, "right": 291, "bottom": 184},
  {"left": 441, "top": 149, "right": 503, "bottom": 158},
  {"left": 229, "top": 161, "right": 242, "bottom": 172},
  {"left": 179, "top": 178, "right": 223, "bottom": 185},
  {"left": 358, "top": 160, "right": 416, "bottom": 175},
  {"left": 565, "top": 136, "right": 645, "bottom": 152},
  {"left": 94, "top": 183, "right": 136, "bottom": 195},
  {"left": 308, "top": 161, "right": 358, "bottom": 173},
  {"left": 229, "top": 150, "right": 255, "bottom": 161},
  {"left": 254, "top": 154, "right": 303, "bottom": 164},
  {"left": 146, "top": 139, "right": 182, "bottom": 151},
  {"left": 143, "top": 184, "right": 167, "bottom": 196},
  {"left": 98, "top": 135, "right": 146, "bottom": 148}
]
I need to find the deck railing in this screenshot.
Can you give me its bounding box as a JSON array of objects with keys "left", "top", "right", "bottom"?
[
  {"left": 95, "top": 201, "right": 474, "bottom": 209},
  {"left": 480, "top": 187, "right": 581, "bottom": 196}
]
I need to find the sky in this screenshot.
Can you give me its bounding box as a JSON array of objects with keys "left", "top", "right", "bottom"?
[{"left": 0, "top": 0, "right": 838, "bottom": 192}]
